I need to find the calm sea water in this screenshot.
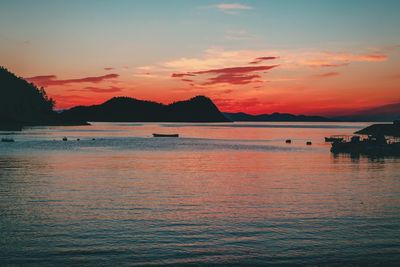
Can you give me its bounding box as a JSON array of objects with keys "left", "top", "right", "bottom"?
[{"left": 1, "top": 122, "right": 400, "bottom": 266}]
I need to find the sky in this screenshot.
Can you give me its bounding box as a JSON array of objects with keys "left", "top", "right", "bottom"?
[{"left": 1, "top": 0, "right": 399, "bottom": 115}]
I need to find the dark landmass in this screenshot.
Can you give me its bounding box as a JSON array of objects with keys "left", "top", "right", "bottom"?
[
  {"left": 334, "top": 103, "right": 400, "bottom": 122},
  {"left": 355, "top": 121, "right": 400, "bottom": 136},
  {"left": 0, "top": 67, "right": 88, "bottom": 130},
  {"left": 223, "top": 112, "right": 335, "bottom": 122},
  {"left": 2, "top": 66, "right": 399, "bottom": 130},
  {"left": 61, "top": 95, "right": 230, "bottom": 122}
]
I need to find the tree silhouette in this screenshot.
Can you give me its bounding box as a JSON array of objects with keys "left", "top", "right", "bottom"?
[{"left": 0, "top": 66, "right": 56, "bottom": 124}]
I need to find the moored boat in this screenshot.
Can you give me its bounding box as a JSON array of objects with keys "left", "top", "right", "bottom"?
[
  {"left": 330, "top": 121, "right": 400, "bottom": 156},
  {"left": 153, "top": 133, "right": 179, "bottom": 138}
]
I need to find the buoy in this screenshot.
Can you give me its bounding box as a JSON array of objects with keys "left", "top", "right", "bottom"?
[
  {"left": 77, "top": 138, "right": 80, "bottom": 141},
  {"left": 306, "top": 141, "right": 312, "bottom": 145},
  {"left": 285, "top": 139, "right": 291, "bottom": 144}
]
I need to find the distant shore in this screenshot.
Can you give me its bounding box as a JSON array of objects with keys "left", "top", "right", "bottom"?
[{"left": 0, "top": 120, "right": 90, "bottom": 131}]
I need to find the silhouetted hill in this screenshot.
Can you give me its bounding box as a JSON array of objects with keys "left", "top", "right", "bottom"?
[
  {"left": 0, "top": 67, "right": 88, "bottom": 130},
  {"left": 224, "top": 112, "right": 335, "bottom": 122},
  {"left": 61, "top": 96, "right": 230, "bottom": 122},
  {"left": 333, "top": 102, "right": 400, "bottom": 122},
  {"left": 0, "top": 67, "right": 55, "bottom": 126}
]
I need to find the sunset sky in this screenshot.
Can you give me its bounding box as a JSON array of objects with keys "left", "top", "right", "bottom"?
[{"left": 1, "top": 0, "right": 399, "bottom": 115}]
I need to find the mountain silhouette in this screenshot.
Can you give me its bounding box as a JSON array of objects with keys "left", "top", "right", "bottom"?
[
  {"left": 0, "top": 66, "right": 87, "bottom": 130},
  {"left": 0, "top": 66, "right": 55, "bottom": 127},
  {"left": 224, "top": 112, "right": 335, "bottom": 122},
  {"left": 61, "top": 95, "right": 230, "bottom": 122},
  {"left": 333, "top": 102, "right": 400, "bottom": 122}
]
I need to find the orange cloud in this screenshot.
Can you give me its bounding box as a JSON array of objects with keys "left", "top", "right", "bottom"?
[
  {"left": 193, "top": 65, "right": 278, "bottom": 75},
  {"left": 302, "top": 52, "right": 387, "bottom": 68},
  {"left": 171, "top": 73, "right": 195, "bottom": 78},
  {"left": 26, "top": 73, "right": 119, "bottom": 87},
  {"left": 204, "top": 74, "right": 261, "bottom": 85},
  {"left": 313, "top": 72, "right": 340, "bottom": 78},
  {"left": 84, "top": 86, "right": 122, "bottom": 93},
  {"left": 172, "top": 65, "right": 278, "bottom": 86},
  {"left": 249, "top": 56, "right": 279, "bottom": 64}
]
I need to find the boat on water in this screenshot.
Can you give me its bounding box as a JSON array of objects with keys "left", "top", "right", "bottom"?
[
  {"left": 153, "top": 133, "right": 179, "bottom": 138},
  {"left": 1, "top": 138, "right": 15, "bottom": 143},
  {"left": 330, "top": 121, "right": 400, "bottom": 156}
]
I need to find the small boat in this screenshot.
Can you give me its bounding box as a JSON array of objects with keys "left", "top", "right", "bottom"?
[
  {"left": 285, "top": 139, "right": 291, "bottom": 144},
  {"left": 1, "top": 138, "right": 15, "bottom": 143},
  {"left": 306, "top": 141, "right": 312, "bottom": 145},
  {"left": 62, "top": 137, "right": 68, "bottom": 141},
  {"left": 153, "top": 133, "right": 179, "bottom": 138}
]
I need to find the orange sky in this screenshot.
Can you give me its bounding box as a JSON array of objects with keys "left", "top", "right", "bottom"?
[
  {"left": 21, "top": 47, "right": 400, "bottom": 116},
  {"left": 1, "top": 1, "right": 400, "bottom": 116}
]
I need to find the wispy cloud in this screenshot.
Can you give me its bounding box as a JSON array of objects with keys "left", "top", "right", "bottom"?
[
  {"left": 172, "top": 65, "right": 278, "bottom": 85},
  {"left": 313, "top": 72, "right": 340, "bottom": 78},
  {"left": 249, "top": 56, "right": 279, "bottom": 64},
  {"left": 160, "top": 46, "right": 390, "bottom": 90},
  {"left": 192, "top": 65, "right": 278, "bottom": 75},
  {"left": 84, "top": 86, "right": 122, "bottom": 93},
  {"left": 26, "top": 74, "right": 119, "bottom": 87},
  {"left": 211, "top": 3, "right": 253, "bottom": 14}
]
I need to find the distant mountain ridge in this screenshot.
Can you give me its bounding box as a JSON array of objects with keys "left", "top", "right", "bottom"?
[
  {"left": 2, "top": 67, "right": 399, "bottom": 131},
  {"left": 61, "top": 96, "right": 230, "bottom": 122},
  {"left": 334, "top": 102, "right": 400, "bottom": 122},
  {"left": 224, "top": 112, "right": 335, "bottom": 122}
]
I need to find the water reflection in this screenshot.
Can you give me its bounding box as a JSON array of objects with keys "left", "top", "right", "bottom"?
[{"left": 1, "top": 122, "right": 400, "bottom": 265}]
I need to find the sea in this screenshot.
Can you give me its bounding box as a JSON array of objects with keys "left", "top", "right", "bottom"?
[{"left": 1, "top": 122, "right": 399, "bottom": 266}]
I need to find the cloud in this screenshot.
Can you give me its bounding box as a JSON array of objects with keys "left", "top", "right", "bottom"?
[
  {"left": 164, "top": 48, "right": 278, "bottom": 71},
  {"left": 211, "top": 3, "right": 253, "bottom": 14},
  {"left": 172, "top": 65, "right": 278, "bottom": 86},
  {"left": 181, "top": 79, "right": 194, "bottom": 82},
  {"left": 301, "top": 52, "right": 387, "bottom": 68},
  {"left": 26, "top": 75, "right": 57, "bottom": 83},
  {"left": 25, "top": 73, "right": 119, "bottom": 87},
  {"left": 314, "top": 63, "right": 349, "bottom": 68},
  {"left": 249, "top": 56, "right": 279, "bottom": 64},
  {"left": 163, "top": 47, "right": 390, "bottom": 88},
  {"left": 171, "top": 73, "right": 196, "bottom": 78},
  {"left": 84, "top": 86, "right": 122, "bottom": 93},
  {"left": 193, "top": 65, "right": 278, "bottom": 75},
  {"left": 313, "top": 72, "right": 340, "bottom": 78},
  {"left": 164, "top": 48, "right": 388, "bottom": 73},
  {"left": 204, "top": 74, "right": 261, "bottom": 85}
]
